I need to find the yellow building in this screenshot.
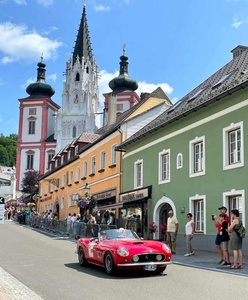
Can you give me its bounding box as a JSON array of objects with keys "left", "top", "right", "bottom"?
[{"left": 38, "top": 87, "right": 172, "bottom": 228}]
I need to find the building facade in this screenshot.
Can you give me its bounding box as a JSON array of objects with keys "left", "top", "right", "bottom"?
[{"left": 119, "top": 45, "right": 248, "bottom": 250}]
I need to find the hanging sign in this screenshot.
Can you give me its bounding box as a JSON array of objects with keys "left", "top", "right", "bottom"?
[{"left": 0, "top": 197, "right": 5, "bottom": 225}]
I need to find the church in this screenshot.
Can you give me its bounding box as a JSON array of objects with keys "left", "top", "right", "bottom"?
[{"left": 15, "top": 3, "right": 140, "bottom": 191}]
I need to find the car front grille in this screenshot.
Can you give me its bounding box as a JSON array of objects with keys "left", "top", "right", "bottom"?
[{"left": 132, "top": 254, "right": 165, "bottom": 262}]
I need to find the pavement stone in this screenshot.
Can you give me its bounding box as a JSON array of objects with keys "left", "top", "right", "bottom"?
[
  {"left": 0, "top": 267, "right": 44, "bottom": 300},
  {"left": 172, "top": 247, "right": 248, "bottom": 277}
]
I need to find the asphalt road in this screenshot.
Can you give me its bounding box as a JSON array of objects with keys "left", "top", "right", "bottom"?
[{"left": 1, "top": 221, "right": 248, "bottom": 300}]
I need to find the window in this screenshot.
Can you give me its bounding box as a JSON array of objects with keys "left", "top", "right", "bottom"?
[
  {"left": 76, "top": 167, "right": 80, "bottom": 182},
  {"left": 158, "top": 149, "right": 170, "bottom": 184},
  {"left": 61, "top": 197, "right": 64, "bottom": 209},
  {"left": 61, "top": 155, "right": 64, "bottom": 164},
  {"left": 69, "top": 171, "right": 73, "bottom": 185},
  {"left": 223, "top": 122, "right": 244, "bottom": 170},
  {"left": 55, "top": 160, "right": 58, "bottom": 168},
  {"left": 117, "top": 103, "right": 123, "bottom": 111},
  {"left": 68, "top": 150, "right": 71, "bottom": 160},
  {"left": 68, "top": 194, "right": 73, "bottom": 207},
  {"left": 91, "top": 156, "right": 96, "bottom": 174},
  {"left": 50, "top": 182, "right": 54, "bottom": 193},
  {"left": 83, "top": 161, "right": 87, "bottom": 178},
  {"left": 75, "top": 73, "right": 80, "bottom": 81},
  {"left": 111, "top": 144, "right": 117, "bottom": 165},
  {"left": 75, "top": 145, "right": 79, "bottom": 155},
  {"left": 62, "top": 174, "right": 66, "bottom": 188},
  {"left": 27, "top": 153, "right": 34, "bottom": 169},
  {"left": 47, "top": 153, "right": 54, "bottom": 169},
  {"left": 190, "top": 195, "right": 206, "bottom": 233},
  {"left": 177, "top": 153, "right": 183, "bottom": 169},
  {"left": 223, "top": 189, "right": 245, "bottom": 225},
  {"left": 100, "top": 151, "right": 106, "bottom": 170},
  {"left": 189, "top": 136, "right": 205, "bottom": 178},
  {"left": 45, "top": 184, "right": 49, "bottom": 195},
  {"left": 134, "top": 159, "right": 143, "bottom": 188},
  {"left": 29, "top": 108, "right": 37, "bottom": 115},
  {"left": 28, "top": 120, "right": 35, "bottom": 134},
  {"left": 72, "top": 126, "right": 76, "bottom": 138}
]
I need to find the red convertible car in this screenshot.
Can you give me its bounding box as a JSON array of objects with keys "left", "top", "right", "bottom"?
[{"left": 76, "top": 228, "right": 172, "bottom": 275}]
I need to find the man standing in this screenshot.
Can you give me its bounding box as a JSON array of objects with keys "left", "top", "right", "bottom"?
[
  {"left": 167, "top": 210, "right": 179, "bottom": 254},
  {"left": 212, "top": 206, "right": 230, "bottom": 264}
]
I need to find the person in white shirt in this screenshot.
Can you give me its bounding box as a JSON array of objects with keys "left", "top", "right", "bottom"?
[
  {"left": 167, "top": 210, "right": 179, "bottom": 254},
  {"left": 184, "top": 213, "right": 195, "bottom": 256}
]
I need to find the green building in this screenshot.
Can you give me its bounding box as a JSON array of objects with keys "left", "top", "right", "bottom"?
[{"left": 118, "top": 45, "right": 248, "bottom": 252}]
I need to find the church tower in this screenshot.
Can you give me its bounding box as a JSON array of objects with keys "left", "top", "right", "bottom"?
[
  {"left": 55, "top": 3, "right": 100, "bottom": 152},
  {"left": 16, "top": 58, "right": 60, "bottom": 190}
]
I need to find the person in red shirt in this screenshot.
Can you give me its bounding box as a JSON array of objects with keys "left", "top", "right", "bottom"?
[{"left": 212, "top": 206, "right": 230, "bottom": 264}]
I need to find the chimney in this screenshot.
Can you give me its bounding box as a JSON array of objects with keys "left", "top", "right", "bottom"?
[
  {"left": 109, "top": 93, "right": 117, "bottom": 125},
  {"left": 231, "top": 45, "right": 248, "bottom": 59}
]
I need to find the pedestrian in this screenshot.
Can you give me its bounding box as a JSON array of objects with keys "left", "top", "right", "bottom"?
[
  {"left": 66, "top": 213, "right": 72, "bottom": 234},
  {"left": 212, "top": 206, "right": 230, "bottom": 264},
  {"left": 218, "top": 213, "right": 231, "bottom": 266},
  {"left": 166, "top": 210, "right": 179, "bottom": 254},
  {"left": 107, "top": 212, "right": 115, "bottom": 226},
  {"left": 227, "top": 209, "right": 243, "bottom": 269},
  {"left": 184, "top": 213, "right": 195, "bottom": 256}
]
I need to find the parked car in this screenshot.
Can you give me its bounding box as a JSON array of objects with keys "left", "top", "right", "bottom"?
[{"left": 76, "top": 228, "right": 172, "bottom": 275}]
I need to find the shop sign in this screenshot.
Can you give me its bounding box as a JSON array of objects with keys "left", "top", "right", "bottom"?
[
  {"left": 120, "top": 188, "right": 148, "bottom": 202},
  {"left": 0, "top": 197, "right": 5, "bottom": 225},
  {"left": 93, "top": 189, "right": 116, "bottom": 201}
]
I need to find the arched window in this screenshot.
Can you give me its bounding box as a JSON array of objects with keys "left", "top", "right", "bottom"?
[
  {"left": 75, "top": 73, "right": 80, "bottom": 81},
  {"left": 177, "top": 153, "right": 183, "bottom": 169},
  {"left": 86, "top": 66, "right": 89, "bottom": 74},
  {"left": 72, "top": 126, "right": 77, "bottom": 138}
]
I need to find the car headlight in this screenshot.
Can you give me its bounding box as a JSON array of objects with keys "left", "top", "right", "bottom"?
[
  {"left": 132, "top": 255, "right": 139, "bottom": 262},
  {"left": 162, "top": 243, "right": 171, "bottom": 253},
  {"left": 117, "top": 247, "right": 129, "bottom": 257},
  {"left": 156, "top": 254, "right": 163, "bottom": 261}
]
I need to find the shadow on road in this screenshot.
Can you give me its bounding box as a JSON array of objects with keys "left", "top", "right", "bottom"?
[{"left": 64, "top": 262, "right": 168, "bottom": 280}]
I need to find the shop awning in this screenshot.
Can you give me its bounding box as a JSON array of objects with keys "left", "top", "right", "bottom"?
[{"left": 98, "top": 203, "right": 123, "bottom": 211}]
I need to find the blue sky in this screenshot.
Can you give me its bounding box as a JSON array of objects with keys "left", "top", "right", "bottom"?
[{"left": 0, "top": 0, "right": 248, "bottom": 136}]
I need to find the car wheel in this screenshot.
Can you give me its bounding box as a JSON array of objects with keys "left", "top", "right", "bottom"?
[
  {"left": 155, "top": 266, "right": 166, "bottom": 275},
  {"left": 78, "top": 247, "right": 87, "bottom": 266},
  {"left": 104, "top": 252, "right": 116, "bottom": 275}
]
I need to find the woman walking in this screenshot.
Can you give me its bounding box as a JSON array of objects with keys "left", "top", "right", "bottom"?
[{"left": 227, "top": 209, "right": 243, "bottom": 269}]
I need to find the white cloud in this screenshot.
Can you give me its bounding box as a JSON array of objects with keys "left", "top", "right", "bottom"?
[
  {"left": 21, "top": 77, "right": 36, "bottom": 89},
  {"left": 0, "top": 22, "right": 63, "bottom": 64},
  {"left": 36, "top": 0, "right": 54, "bottom": 7},
  {"left": 231, "top": 17, "right": 244, "bottom": 28},
  {"left": 14, "top": 0, "right": 27, "bottom": 5},
  {"left": 47, "top": 73, "right": 57, "bottom": 82},
  {"left": 94, "top": 5, "right": 111, "bottom": 12},
  {"left": 98, "top": 70, "right": 173, "bottom": 107}
]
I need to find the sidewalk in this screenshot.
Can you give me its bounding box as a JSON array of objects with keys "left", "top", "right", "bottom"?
[{"left": 172, "top": 247, "right": 248, "bottom": 277}]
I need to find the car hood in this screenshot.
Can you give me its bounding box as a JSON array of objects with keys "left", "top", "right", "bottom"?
[{"left": 103, "top": 239, "right": 167, "bottom": 253}]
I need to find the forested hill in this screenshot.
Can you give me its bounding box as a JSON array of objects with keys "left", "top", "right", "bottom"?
[{"left": 0, "top": 133, "right": 17, "bottom": 167}]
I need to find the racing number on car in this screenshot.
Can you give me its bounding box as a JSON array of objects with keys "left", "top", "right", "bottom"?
[{"left": 88, "top": 242, "right": 95, "bottom": 258}]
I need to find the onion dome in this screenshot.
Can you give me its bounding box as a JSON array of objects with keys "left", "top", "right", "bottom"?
[
  {"left": 109, "top": 47, "right": 138, "bottom": 93},
  {"left": 26, "top": 56, "right": 55, "bottom": 98}
]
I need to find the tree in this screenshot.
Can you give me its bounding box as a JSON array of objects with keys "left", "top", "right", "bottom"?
[
  {"left": 21, "top": 170, "right": 40, "bottom": 195},
  {"left": 0, "top": 133, "right": 17, "bottom": 166}
]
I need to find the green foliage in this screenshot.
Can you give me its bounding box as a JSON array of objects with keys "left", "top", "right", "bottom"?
[{"left": 0, "top": 133, "right": 17, "bottom": 166}]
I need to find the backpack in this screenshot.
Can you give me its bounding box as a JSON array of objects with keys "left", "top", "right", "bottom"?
[{"left": 235, "top": 225, "right": 246, "bottom": 239}]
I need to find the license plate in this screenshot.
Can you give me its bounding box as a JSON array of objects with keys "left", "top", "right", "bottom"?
[{"left": 143, "top": 265, "right": 157, "bottom": 271}]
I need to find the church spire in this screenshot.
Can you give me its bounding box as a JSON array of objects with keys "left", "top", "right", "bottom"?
[{"left": 72, "top": 2, "right": 93, "bottom": 65}]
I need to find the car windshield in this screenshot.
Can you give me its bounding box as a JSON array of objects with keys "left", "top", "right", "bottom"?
[{"left": 99, "top": 229, "right": 139, "bottom": 241}]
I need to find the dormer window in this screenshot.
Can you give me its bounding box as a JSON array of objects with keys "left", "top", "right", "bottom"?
[{"left": 68, "top": 150, "right": 71, "bottom": 160}]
